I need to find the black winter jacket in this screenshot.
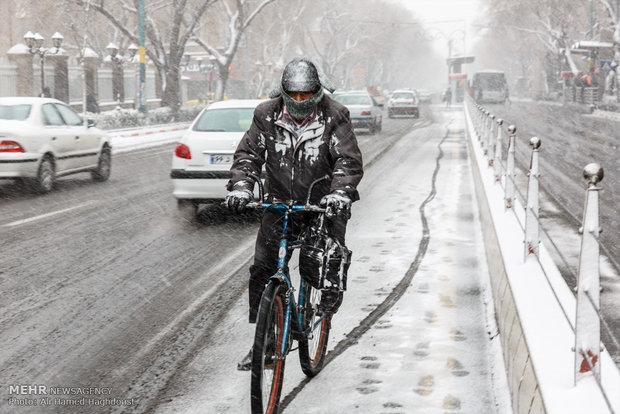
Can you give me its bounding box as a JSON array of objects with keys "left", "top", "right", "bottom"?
[{"left": 227, "top": 95, "right": 364, "bottom": 204}]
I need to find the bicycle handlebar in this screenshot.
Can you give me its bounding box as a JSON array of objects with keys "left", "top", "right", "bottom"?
[
  {"left": 245, "top": 201, "right": 326, "bottom": 214},
  {"left": 224, "top": 172, "right": 330, "bottom": 214}
]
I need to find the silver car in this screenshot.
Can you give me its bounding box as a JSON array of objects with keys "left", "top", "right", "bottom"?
[
  {"left": 332, "top": 91, "right": 383, "bottom": 134},
  {"left": 0, "top": 97, "right": 111, "bottom": 193}
]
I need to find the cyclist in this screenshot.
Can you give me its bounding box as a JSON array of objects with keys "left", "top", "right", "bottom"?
[{"left": 225, "top": 58, "right": 364, "bottom": 370}]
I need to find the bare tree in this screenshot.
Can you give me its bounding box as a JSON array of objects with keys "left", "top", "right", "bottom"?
[
  {"left": 73, "top": 0, "right": 220, "bottom": 110},
  {"left": 192, "top": 0, "right": 276, "bottom": 101},
  {"left": 247, "top": 0, "right": 308, "bottom": 97},
  {"left": 305, "top": 9, "right": 370, "bottom": 87},
  {"left": 479, "top": 0, "right": 589, "bottom": 95},
  {"left": 598, "top": 0, "right": 620, "bottom": 100}
]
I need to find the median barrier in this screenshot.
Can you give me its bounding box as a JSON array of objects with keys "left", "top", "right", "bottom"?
[{"left": 464, "top": 97, "right": 620, "bottom": 414}]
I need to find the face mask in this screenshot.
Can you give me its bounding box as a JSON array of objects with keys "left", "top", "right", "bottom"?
[{"left": 281, "top": 88, "right": 324, "bottom": 120}]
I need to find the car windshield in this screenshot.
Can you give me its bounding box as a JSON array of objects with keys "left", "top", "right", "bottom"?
[
  {"left": 333, "top": 95, "right": 372, "bottom": 105},
  {"left": 193, "top": 108, "right": 255, "bottom": 132},
  {"left": 0, "top": 104, "right": 31, "bottom": 121},
  {"left": 392, "top": 92, "right": 414, "bottom": 100}
]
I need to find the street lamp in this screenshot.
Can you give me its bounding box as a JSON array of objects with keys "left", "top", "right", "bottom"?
[
  {"left": 24, "top": 31, "right": 63, "bottom": 97},
  {"left": 127, "top": 43, "right": 139, "bottom": 62},
  {"left": 106, "top": 42, "right": 139, "bottom": 107},
  {"left": 106, "top": 42, "right": 121, "bottom": 61}
]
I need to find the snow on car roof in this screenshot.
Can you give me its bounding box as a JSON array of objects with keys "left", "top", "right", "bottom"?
[{"left": 207, "top": 99, "right": 264, "bottom": 109}]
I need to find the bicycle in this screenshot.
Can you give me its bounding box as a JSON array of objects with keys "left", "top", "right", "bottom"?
[{"left": 241, "top": 173, "right": 351, "bottom": 414}]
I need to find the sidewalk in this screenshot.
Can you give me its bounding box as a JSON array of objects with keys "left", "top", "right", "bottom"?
[{"left": 284, "top": 108, "right": 511, "bottom": 413}]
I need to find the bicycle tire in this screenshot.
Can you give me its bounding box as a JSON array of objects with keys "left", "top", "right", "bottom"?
[
  {"left": 298, "top": 283, "right": 330, "bottom": 377},
  {"left": 251, "top": 282, "right": 287, "bottom": 414}
]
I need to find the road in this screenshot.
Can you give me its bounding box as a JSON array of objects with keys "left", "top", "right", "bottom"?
[{"left": 0, "top": 110, "right": 425, "bottom": 413}]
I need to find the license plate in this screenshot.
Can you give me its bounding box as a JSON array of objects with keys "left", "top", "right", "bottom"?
[{"left": 209, "top": 154, "right": 232, "bottom": 164}]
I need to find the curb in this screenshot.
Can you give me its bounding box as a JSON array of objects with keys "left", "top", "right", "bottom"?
[
  {"left": 107, "top": 124, "right": 191, "bottom": 138},
  {"left": 590, "top": 109, "right": 620, "bottom": 122}
]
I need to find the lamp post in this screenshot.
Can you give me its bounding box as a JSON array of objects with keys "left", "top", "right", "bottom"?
[
  {"left": 24, "top": 31, "right": 63, "bottom": 97},
  {"left": 126, "top": 43, "right": 140, "bottom": 109},
  {"left": 138, "top": 0, "right": 146, "bottom": 114},
  {"left": 422, "top": 27, "right": 469, "bottom": 106}
]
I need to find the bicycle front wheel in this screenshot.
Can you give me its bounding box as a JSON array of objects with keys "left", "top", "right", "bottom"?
[
  {"left": 298, "top": 283, "right": 330, "bottom": 377},
  {"left": 251, "top": 282, "right": 287, "bottom": 414}
]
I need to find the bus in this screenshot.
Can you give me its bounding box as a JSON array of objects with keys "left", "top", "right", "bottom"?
[{"left": 471, "top": 70, "right": 508, "bottom": 104}]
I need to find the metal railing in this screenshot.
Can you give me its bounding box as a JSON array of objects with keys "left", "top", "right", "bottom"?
[{"left": 465, "top": 95, "right": 615, "bottom": 413}]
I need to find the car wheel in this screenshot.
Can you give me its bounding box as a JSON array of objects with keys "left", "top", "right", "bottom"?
[
  {"left": 92, "top": 146, "right": 111, "bottom": 182},
  {"left": 33, "top": 155, "right": 55, "bottom": 194},
  {"left": 377, "top": 119, "right": 382, "bottom": 132},
  {"left": 368, "top": 123, "right": 377, "bottom": 134}
]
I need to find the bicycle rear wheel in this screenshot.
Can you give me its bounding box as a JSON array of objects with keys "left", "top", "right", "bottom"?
[
  {"left": 251, "top": 282, "right": 287, "bottom": 414},
  {"left": 298, "top": 283, "right": 330, "bottom": 377}
]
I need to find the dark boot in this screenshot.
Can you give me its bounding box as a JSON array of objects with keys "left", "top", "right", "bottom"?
[{"left": 318, "top": 288, "right": 343, "bottom": 314}]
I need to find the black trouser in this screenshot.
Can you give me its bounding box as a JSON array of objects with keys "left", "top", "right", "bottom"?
[{"left": 248, "top": 210, "right": 347, "bottom": 323}]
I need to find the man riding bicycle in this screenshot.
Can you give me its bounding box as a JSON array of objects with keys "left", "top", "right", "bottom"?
[{"left": 225, "top": 58, "right": 364, "bottom": 370}]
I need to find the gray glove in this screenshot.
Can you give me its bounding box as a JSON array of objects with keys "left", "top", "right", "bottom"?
[
  {"left": 226, "top": 189, "right": 253, "bottom": 214},
  {"left": 320, "top": 190, "right": 352, "bottom": 219}
]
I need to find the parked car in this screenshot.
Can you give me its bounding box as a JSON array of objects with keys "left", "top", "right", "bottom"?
[
  {"left": 170, "top": 99, "right": 263, "bottom": 217},
  {"left": 387, "top": 89, "right": 419, "bottom": 118},
  {"left": 331, "top": 91, "right": 382, "bottom": 134},
  {"left": 0, "top": 97, "right": 111, "bottom": 193}
]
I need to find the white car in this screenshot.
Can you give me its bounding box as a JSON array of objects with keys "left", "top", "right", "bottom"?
[
  {"left": 0, "top": 97, "right": 111, "bottom": 193},
  {"left": 387, "top": 89, "right": 420, "bottom": 118},
  {"left": 171, "top": 99, "right": 263, "bottom": 216}
]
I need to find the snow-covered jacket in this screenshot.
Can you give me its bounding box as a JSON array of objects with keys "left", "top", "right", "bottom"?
[{"left": 227, "top": 95, "right": 364, "bottom": 205}]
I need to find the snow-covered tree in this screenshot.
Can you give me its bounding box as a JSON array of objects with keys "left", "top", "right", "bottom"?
[
  {"left": 478, "top": 0, "right": 590, "bottom": 96},
  {"left": 73, "top": 0, "right": 219, "bottom": 111},
  {"left": 192, "top": 0, "right": 275, "bottom": 101},
  {"left": 598, "top": 0, "right": 620, "bottom": 101},
  {"left": 72, "top": 0, "right": 274, "bottom": 107},
  {"left": 247, "top": 0, "right": 308, "bottom": 97}
]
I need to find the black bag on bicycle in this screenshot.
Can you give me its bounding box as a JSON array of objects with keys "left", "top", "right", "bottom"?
[{"left": 299, "top": 238, "right": 351, "bottom": 291}]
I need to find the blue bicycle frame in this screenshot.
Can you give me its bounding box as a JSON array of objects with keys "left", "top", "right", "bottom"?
[{"left": 256, "top": 202, "right": 329, "bottom": 358}]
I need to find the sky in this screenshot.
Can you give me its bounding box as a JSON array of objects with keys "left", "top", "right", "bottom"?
[{"left": 390, "top": 0, "right": 483, "bottom": 57}]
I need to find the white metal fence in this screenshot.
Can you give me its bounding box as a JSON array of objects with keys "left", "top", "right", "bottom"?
[{"left": 466, "top": 94, "right": 617, "bottom": 413}]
